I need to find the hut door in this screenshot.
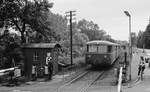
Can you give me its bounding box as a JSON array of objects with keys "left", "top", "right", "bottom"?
[{"left": 33, "top": 52, "right": 43, "bottom": 78}]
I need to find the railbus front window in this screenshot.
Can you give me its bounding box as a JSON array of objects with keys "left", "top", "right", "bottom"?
[
  {"left": 88, "top": 45, "right": 97, "bottom": 52},
  {"left": 123, "top": 46, "right": 126, "bottom": 50}
]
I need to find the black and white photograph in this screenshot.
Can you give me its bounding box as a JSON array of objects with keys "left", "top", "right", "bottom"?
[{"left": 0, "top": 0, "right": 150, "bottom": 92}]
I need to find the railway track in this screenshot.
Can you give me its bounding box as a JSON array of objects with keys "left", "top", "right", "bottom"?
[
  {"left": 54, "top": 70, "right": 105, "bottom": 92},
  {"left": 80, "top": 71, "right": 105, "bottom": 92},
  {"left": 52, "top": 55, "right": 123, "bottom": 92}
]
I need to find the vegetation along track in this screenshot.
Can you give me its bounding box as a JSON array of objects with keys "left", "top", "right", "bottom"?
[{"left": 54, "top": 70, "right": 105, "bottom": 92}]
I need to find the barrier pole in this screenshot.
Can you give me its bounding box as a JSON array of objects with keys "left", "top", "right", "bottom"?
[{"left": 118, "top": 67, "right": 123, "bottom": 92}]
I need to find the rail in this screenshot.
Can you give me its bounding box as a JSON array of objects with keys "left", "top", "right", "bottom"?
[
  {"left": 118, "top": 67, "right": 123, "bottom": 92},
  {"left": 81, "top": 71, "right": 104, "bottom": 92},
  {"left": 54, "top": 71, "right": 89, "bottom": 92}
]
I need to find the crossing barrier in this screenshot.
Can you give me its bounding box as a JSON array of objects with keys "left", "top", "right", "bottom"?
[
  {"left": 0, "top": 67, "right": 22, "bottom": 85},
  {"left": 0, "top": 67, "right": 18, "bottom": 76}
]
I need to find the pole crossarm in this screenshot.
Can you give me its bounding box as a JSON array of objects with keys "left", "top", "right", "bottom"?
[{"left": 124, "top": 11, "right": 131, "bottom": 17}]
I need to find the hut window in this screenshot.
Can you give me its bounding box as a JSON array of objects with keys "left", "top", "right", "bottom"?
[{"left": 33, "top": 52, "right": 39, "bottom": 62}]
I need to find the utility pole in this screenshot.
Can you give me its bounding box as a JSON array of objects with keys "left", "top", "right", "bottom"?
[{"left": 65, "top": 10, "right": 76, "bottom": 65}]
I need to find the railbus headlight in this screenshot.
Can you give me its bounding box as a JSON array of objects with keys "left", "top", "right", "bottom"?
[
  {"left": 87, "top": 54, "right": 91, "bottom": 58},
  {"left": 104, "top": 55, "right": 107, "bottom": 58}
]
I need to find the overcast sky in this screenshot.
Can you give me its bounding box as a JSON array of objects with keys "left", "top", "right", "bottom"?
[{"left": 51, "top": 0, "right": 150, "bottom": 41}]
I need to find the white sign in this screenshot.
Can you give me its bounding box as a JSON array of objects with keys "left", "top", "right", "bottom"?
[
  {"left": 45, "top": 66, "right": 48, "bottom": 74},
  {"left": 14, "top": 68, "right": 21, "bottom": 77},
  {"left": 46, "top": 56, "right": 52, "bottom": 65}
]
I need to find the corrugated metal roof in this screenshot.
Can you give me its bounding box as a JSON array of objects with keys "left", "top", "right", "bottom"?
[{"left": 23, "top": 43, "right": 61, "bottom": 48}]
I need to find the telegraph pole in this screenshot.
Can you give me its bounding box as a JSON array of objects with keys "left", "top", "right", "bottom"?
[{"left": 66, "top": 10, "right": 76, "bottom": 65}]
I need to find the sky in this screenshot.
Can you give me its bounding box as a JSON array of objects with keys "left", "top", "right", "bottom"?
[{"left": 51, "top": 0, "right": 150, "bottom": 41}]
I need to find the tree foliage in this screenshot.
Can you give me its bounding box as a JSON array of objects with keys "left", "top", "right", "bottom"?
[
  {"left": 73, "top": 32, "right": 89, "bottom": 46},
  {"left": 48, "top": 12, "right": 68, "bottom": 41},
  {"left": 131, "top": 32, "right": 137, "bottom": 47},
  {"left": 136, "top": 31, "right": 144, "bottom": 48},
  {"left": 0, "top": 29, "right": 23, "bottom": 69},
  {"left": 143, "top": 24, "right": 150, "bottom": 49},
  {"left": 136, "top": 23, "right": 150, "bottom": 49},
  {"left": 73, "top": 32, "right": 89, "bottom": 57},
  {"left": 0, "top": 0, "right": 53, "bottom": 43},
  {"left": 26, "top": 12, "right": 68, "bottom": 43},
  {"left": 77, "top": 19, "right": 114, "bottom": 42}
]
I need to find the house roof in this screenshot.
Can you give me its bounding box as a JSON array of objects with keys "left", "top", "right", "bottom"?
[{"left": 23, "top": 43, "right": 61, "bottom": 49}]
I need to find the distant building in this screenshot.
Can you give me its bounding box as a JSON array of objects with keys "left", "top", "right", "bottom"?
[{"left": 22, "top": 43, "right": 61, "bottom": 80}]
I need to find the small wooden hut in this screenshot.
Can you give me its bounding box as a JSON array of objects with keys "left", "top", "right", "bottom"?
[{"left": 22, "top": 43, "right": 61, "bottom": 80}]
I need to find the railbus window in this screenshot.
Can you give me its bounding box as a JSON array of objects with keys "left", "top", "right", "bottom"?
[
  {"left": 107, "top": 45, "right": 112, "bottom": 53},
  {"left": 98, "top": 45, "right": 107, "bottom": 53},
  {"left": 123, "top": 46, "right": 126, "bottom": 50},
  {"left": 112, "top": 46, "right": 115, "bottom": 52},
  {"left": 88, "top": 45, "right": 97, "bottom": 52}
]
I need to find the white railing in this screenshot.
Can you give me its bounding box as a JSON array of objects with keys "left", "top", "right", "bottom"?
[
  {"left": 0, "top": 67, "right": 18, "bottom": 76},
  {"left": 118, "top": 67, "right": 123, "bottom": 92}
]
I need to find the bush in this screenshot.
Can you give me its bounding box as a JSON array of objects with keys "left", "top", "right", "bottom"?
[{"left": 58, "top": 55, "right": 70, "bottom": 65}]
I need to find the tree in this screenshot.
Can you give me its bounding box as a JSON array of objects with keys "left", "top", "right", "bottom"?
[
  {"left": 24, "top": 12, "right": 68, "bottom": 43},
  {"left": 137, "top": 30, "right": 144, "bottom": 48},
  {"left": 73, "top": 32, "right": 89, "bottom": 57},
  {"left": 139, "top": 23, "right": 150, "bottom": 49},
  {"left": 47, "top": 12, "right": 68, "bottom": 41},
  {"left": 131, "top": 32, "right": 137, "bottom": 47},
  {"left": 73, "top": 32, "right": 89, "bottom": 46},
  {"left": 77, "top": 19, "right": 99, "bottom": 40},
  {"left": 143, "top": 24, "right": 150, "bottom": 49},
  {"left": 77, "top": 19, "right": 114, "bottom": 41},
  {"left": 0, "top": 29, "right": 23, "bottom": 69},
  {"left": 0, "top": 0, "right": 53, "bottom": 44}
]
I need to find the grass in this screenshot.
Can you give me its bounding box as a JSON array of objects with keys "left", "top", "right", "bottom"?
[{"left": 73, "top": 57, "right": 85, "bottom": 66}]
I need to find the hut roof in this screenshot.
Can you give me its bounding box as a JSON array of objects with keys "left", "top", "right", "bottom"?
[{"left": 23, "top": 43, "right": 61, "bottom": 49}]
